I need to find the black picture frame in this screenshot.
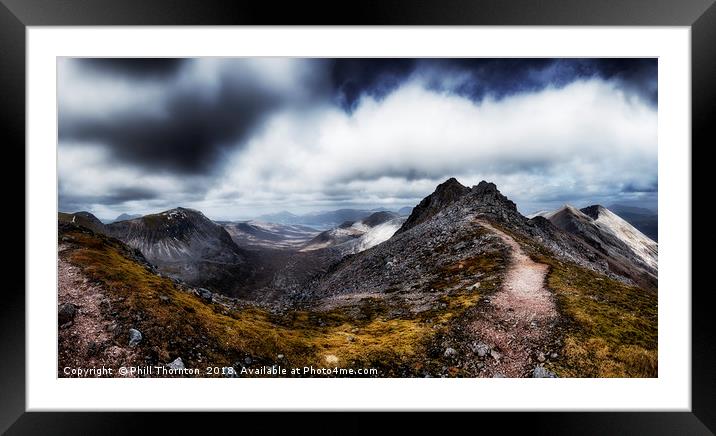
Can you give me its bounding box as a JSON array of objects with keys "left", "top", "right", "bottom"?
[{"left": 2, "top": 0, "right": 713, "bottom": 433}]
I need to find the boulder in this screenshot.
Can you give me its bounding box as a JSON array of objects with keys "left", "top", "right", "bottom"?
[
  {"left": 198, "top": 288, "right": 213, "bottom": 303},
  {"left": 128, "top": 328, "right": 143, "bottom": 347},
  {"left": 471, "top": 342, "right": 490, "bottom": 358},
  {"left": 443, "top": 347, "right": 458, "bottom": 358},
  {"left": 167, "top": 357, "right": 185, "bottom": 370},
  {"left": 58, "top": 303, "right": 77, "bottom": 326}
]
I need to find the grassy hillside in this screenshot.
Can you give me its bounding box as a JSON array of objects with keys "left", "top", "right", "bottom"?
[
  {"left": 540, "top": 257, "right": 657, "bottom": 377},
  {"left": 59, "top": 226, "right": 505, "bottom": 377}
]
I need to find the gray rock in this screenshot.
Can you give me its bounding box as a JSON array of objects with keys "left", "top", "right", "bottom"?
[
  {"left": 490, "top": 350, "right": 501, "bottom": 361},
  {"left": 443, "top": 347, "right": 458, "bottom": 358},
  {"left": 167, "top": 357, "right": 185, "bottom": 370},
  {"left": 532, "top": 366, "right": 557, "bottom": 378},
  {"left": 128, "top": 328, "right": 143, "bottom": 347},
  {"left": 471, "top": 342, "right": 490, "bottom": 358},
  {"left": 493, "top": 373, "right": 506, "bottom": 378},
  {"left": 86, "top": 340, "right": 99, "bottom": 357},
  {"left": 198, "top": 288, "right": 213, "bottom": 303},
  {"left": 537, "top": 352, "right": 546, "bottom": 362},
  {"left": 58, "top": 303, "right": 77, "bottom": 326}
]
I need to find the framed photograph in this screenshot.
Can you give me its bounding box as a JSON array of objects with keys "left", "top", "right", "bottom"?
[{"left": 3, "top": 0, "right": 712, "bottom": 433}]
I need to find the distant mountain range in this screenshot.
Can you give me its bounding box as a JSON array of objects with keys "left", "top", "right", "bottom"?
[
  {"left": 531, "top": 204, "right": 657, "bottom": 279},
  {"left": 257, "top": 207, "right": 412, "bottom": 230}
]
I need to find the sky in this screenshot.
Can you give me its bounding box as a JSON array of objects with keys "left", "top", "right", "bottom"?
[{"left": 58, "top": 58, "right": 658, "bottom": 221}]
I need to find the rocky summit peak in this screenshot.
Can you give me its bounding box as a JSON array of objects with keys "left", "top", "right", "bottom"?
[
  {"left": 467, "top": 180, "right": 517, "bottom": 212},
  {"left": 439, "top": 177, "right": 465, "bottom": 189},
  {"left": 396, "top": 178, "right": 471, "bottom": 234},
  {"left": 472, "top": 180, "right": 497, "bottom": 192}
]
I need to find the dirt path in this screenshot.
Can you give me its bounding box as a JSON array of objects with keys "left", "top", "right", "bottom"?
[
  {"left": 58, "top": 245, "right": 138, "bottom": 376},
  {"left": 469, "top": 220, "right": 557, "bottom": 377}
]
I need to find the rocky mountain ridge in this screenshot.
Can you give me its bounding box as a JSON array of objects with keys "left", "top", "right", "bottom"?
[
  {"left": 532, "top": 204, "right": 657, "bottom": 280},
  {"left": 57, "top": 178, "right": 659, "bottom": 378}
]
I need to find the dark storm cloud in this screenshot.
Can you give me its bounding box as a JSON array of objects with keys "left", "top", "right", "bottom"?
[
  {"left": 78, "top": 58, "right": 188, "bottom": 79},
  {"left": 60, "top": 59, "right": 331, "bottom": 174},
  {"left": 330, "top": 59, "right": 416, "bottom": 111},
  {"left": 330, "top": 58, "right": 658, "bottom": 110},
  {"left": 61, "top": 58, "right": 655, "bottom": 177},
  {"left": 60, "top": 82, "right": 280, "bottom": 174},
  {"left": 59, "top": 187, "right": 159, "bottom": 212}
]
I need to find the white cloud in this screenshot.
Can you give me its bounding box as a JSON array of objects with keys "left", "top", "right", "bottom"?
[{"left": 207, "top": 78, "right": 656, "bottom": 217}]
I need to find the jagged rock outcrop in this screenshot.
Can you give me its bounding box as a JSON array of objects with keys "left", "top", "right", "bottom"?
[{"left": 397, "top": 177, "right": 471, "bottom": 234}]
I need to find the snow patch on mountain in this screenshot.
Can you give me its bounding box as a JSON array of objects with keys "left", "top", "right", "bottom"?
[
  {"left": 345, "top": 218, "right": 406, "bottom": 254},
  {"left": 585, "top": 206, "right": 658, "bottom": 270},
  {"left": 302, "top": 213, "right": 406, "bottom": 255}
]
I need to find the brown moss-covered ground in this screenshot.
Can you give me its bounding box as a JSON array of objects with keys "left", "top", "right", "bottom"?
[
  {"left": 538, "top": 257, "right": 657, "bottom": 377},
  {"left": 58, "top": 226, "right": 504, "bottom": 377},
  {"left": 59, "top": 219, "right": 656, "bottom": 378}
]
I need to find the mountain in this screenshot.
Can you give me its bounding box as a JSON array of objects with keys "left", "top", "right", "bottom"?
[
  {"left": 311, "top": 181, "right": 530, "bottom": 299},
  {"left": 396, "top": 177, "right": 471, "bottom": 234},
  {"left": 257, "top": 208, "right": 391, "bottom": 230},
  {"left": 221, "top": 221, "right": 319, "bottom": 250},
  {"left": 301, "top": 211, "right": 406, "bottom": 254},
  {"left": 113, "top": 213, "right": 142, "bottom": 223},
  {"left": 532, "top": 204, "right": 657, "bottom": 278},
  {"left": 105, "top": 207, "right": 256, "bottom": 297},
  {"left": 608, "top": 204, "right": 658, "bottom": 241},
  {"left": 107, "top": 208, "right": 241, "bottom": 262},
  {"left": 58, "top": 211, "right": 107, "bottom": 234},
  {"left": 580, "top": 205, "right": 658, "bottom": 271}
]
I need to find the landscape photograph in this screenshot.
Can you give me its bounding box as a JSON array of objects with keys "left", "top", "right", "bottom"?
[{"left": 57, "top": 57, "right": 658, "bottom": 378}]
